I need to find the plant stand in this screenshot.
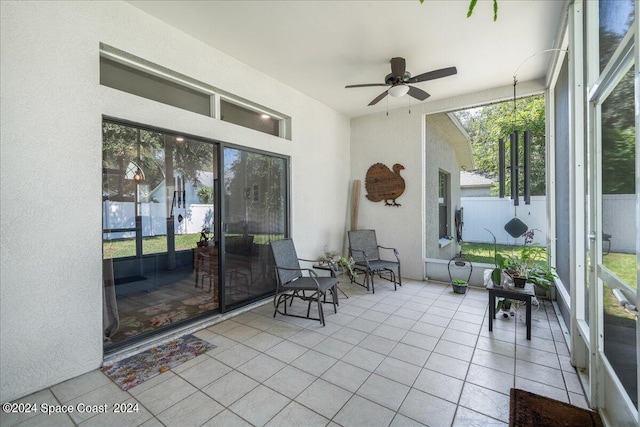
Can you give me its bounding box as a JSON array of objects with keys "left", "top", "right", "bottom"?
[{"left": 448, "top": 253, "right": 473, "bottom": 294}]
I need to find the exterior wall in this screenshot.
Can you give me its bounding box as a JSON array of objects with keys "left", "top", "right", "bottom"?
[
  {"left": 350, "top": 109, "right": 425, "bottom": 280},
  {"left": 0, "top": 1, "right": 350, "bottom": 402},
  {"left": 348, "top": 111, "right": 465, "bottom": 283},
  {"left": 461, "top": 186, "right": 493, "bottom": 197},
  {"left": 425, "top": 116, "right": 462, "bottom": 261}
]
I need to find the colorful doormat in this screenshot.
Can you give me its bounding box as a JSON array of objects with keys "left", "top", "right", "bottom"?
[
  {"left": 103, "top": 334, "right": 215, "bottom": 391},
  {"left": 509, "top": 388, "right": 604, "bottom": 427}
]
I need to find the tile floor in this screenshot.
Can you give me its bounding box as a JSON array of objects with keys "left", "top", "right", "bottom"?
[{"left": 2, "top": 279, "right": 589, "bottom": 427}]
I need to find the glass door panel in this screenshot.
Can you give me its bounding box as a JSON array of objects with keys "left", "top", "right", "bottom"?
[
  {"left": 103, "top": 121, "right": 219, "bottom": 350},
  {"left": 223, "top": 148, "right": 287, "bottom": 307},
  {"left": 598, "top": 66, "right": 637, "bottom": 406}
]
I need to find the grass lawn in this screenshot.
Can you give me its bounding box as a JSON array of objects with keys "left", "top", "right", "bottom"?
[
  {"left": 103, "top": 233, "right": 284, "bottom": 259},
  {"left": 462, "top": 242, "right": 636, "bottom": 289}
]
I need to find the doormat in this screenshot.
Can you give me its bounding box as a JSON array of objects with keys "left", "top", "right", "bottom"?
[
  {"left": 509, "top": 388, "right": 603, "bottom": 427},
  {"left": 102, "top": 334, "right": 215, "bottom": 391}
]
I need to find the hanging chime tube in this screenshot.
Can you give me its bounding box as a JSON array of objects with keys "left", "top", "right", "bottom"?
[
  {"left": 510, "top": 131, "right": 519, "bottom": 206},
  {"left": 499, "top": 138, "right": 505, "bottom": 198},
  {"left": 524, "top": 130, "right": 531, "bottom": 205}
]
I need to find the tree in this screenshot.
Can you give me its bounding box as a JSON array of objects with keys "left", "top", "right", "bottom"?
[{"left": 455, "top": 95, "right": 546, "bottom": 196}]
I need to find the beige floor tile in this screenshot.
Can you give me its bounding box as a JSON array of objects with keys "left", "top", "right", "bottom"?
[
  {"left": 433, "top": 339, "right": 475, "bottom": 362},
  {"left": 78, "top": 398, "right": 152, "bottom": 427},
  {"left": 290, "top": 349, "right": 337, "bottom": 376},
  {"left": 459, "top": 382, "right": 510, "bottom": 423},
  {"left": 389, "top": 413, "right": 428, "bottom": 426},
  {"left": 356, "top": 374, "right": 410, "bottom": 411},
  {"left": 388, "top": 342, "right": 431, "bottom": 367},
  {"left": 374, "top": 356, "right": 421, "bottom": 386},
  {"left": 268, "top": 340, "right": 309, "bottom": 363},
  {"left": 264, "top": 365, "right": 317, "bottom": 399},
  {"left": 202, "top": 409, "right": 252, "bottom": 426},
  {"left": 424, "top": 352, "right": 469, "bottom": 380},
  {"left": 201, "top": 371, "right": 258, "bottom": 407},
  {"left": 398, "top": 388, "right": 457, "bottom": 427},
  {"left": 156, "top": 391, "right": 223, "bottom": 427},
  {"left": 313, "top": 336, "right": 355, "bottom": 359},
  {"left": 135, "top": 375, "right": 198, "bottom": 415},
  {"left": 515, "top": 377, "right": 569, "bottom": 403},
  {"left": 295, "top": 378, "right": 352, "bottom": 419},
  {"left": 265, "top": 401, "right": 329, "bottom": 427},
  {"left": 452, "top": 406, "right": 508, "bottom": 427},
  {"left": 229, "top": 384, "right": 290, "bottom": 426},
  {"left": 242, "top": 331, "right": 284, "bottom": 352},
  {"left": 341, "top": 346, "right": 385, "bottom": 372},
  {"left": 178, "top": 357, "right": 233, "bottom": 389},
  {"left": 466, "top": 363, "right": 514, "bottom": 396},
  {"left": 50, "top": 370, "right": 112, "bottom": 403},
  {"left": 237, "top": 353, "right": 287, "bottom": 383},
  {"left": 334, "top": 394, "right": 396, "bottom": 427},
  {"left": 413, "top": 368, "right": 464, "bottom": 403},
  {"left": 321, "top": 360, "right": 370, "bottom": 392}
]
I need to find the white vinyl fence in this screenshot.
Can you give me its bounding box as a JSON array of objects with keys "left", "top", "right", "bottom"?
[
  {"left": 103, "top": 202, "right": 214, "bottom": 239},
  {"left": 461, "top": 195, "right": 636, "bottom": 253},
  {"left": 460, "top": 196, "right": 548, "bottom": 246}
]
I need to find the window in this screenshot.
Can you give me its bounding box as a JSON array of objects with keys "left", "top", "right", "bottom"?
[
  {"left": 99, "top": 44, "right": 291, "bottom": 139},
  {"left": 439, "top": 171, "right": 450, "bottom": 239},
  {"left": 220, "top": 99, "right": 280, "bottom": 137},
  {"left": 100, "top": 57, "right": 212, "bottom": 116}
]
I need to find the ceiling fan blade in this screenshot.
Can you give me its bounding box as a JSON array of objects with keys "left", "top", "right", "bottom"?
[
  {"left": 409, "top": 66, "right": 458, "bottom": 83},
  {"left": 368, "top": 90, "right": 389, "bottom": 106},
  {"left": 345, "top": 83, "right": 390, "bottom": 88},
  {"left": 390, "top": 57, "right": 406, "bottom": 77},
  {"left": 407, "top": 85, "right": 430, "bottom": 101}
]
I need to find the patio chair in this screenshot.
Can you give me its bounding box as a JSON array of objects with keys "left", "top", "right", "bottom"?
[
  {"left": 270, "top": 239, "right": 338, "bottom": 326},
  {"left": 348, "top": 229, "right": 401, "bottom": 293}
]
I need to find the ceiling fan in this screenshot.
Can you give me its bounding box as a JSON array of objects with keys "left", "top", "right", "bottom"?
[{"left": 345, "top": 57, "right": 457, "bottom": 106}]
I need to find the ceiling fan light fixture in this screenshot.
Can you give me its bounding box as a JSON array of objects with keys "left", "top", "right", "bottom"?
[{"left": 388, "top": 84, "right": 410, "bottom": 98}]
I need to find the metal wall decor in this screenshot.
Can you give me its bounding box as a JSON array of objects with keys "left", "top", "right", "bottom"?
[{"left": 365, "top": 163, "right": 406, "bottom": 207}]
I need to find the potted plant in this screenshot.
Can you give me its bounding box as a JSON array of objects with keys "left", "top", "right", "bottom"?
[
  {"left": 451, "top": 279, "right": 468, "bottom": 294},
  {"left": 318, "top": 249, "right": 358, "bottom": 279}
]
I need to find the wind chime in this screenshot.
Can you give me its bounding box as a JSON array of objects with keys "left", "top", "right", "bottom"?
[
  {"left": 498, "top": 77, "right": 533, "bottom": 238},
  {"left": 171, "top": 176, "right": 186, "bottom": 225}
]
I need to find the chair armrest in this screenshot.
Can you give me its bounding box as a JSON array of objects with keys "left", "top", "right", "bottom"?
[
  {"left": 377, "top": 245, "right": 400, "bottom": 261},
  {"left": 274, "top": 266, "right": 321, "bottom": 287}
]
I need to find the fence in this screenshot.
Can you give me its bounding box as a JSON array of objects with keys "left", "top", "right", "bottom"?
[
  {"left": 461, "top": 195, "right": 636, "bottom": 253},
  {"left": 103, "top": 202, "right": 213, "bottom": 239},
  {"left": 460, "top": 196, "right": 547, "bottom": 246}
]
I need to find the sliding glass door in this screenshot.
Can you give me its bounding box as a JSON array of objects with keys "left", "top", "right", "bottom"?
[
  {"left": 102, "top": 120, "right": 220, "bottom": 349},
  {"left": 102, "top": 120, "right": 289, "bottom": 350},
  {"left": 222, "top": 147, "right": 287, "bottom": 307}
]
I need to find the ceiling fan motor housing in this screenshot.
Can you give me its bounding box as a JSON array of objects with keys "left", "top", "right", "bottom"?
[{"left": 385, "top": 72, "right": 411, "bottom": 85}]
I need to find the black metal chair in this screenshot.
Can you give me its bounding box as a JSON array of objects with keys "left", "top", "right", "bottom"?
[
  {"left": 348, "top": 229, "right": 401, "bottom": 293},
  {"left": 269, "top": 239, "right": 338, "bottom": 326}
]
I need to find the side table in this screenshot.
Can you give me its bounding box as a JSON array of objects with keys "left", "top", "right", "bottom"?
[{"left": 487, "top": 282, "right": 534, "bottom": 340}]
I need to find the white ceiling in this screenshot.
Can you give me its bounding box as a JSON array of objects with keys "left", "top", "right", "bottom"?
[{"left": 127, "top": 1, "right": 566, "bottom": 118}]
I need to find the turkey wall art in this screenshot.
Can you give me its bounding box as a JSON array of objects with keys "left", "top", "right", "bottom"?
[{"left": 365, "top": 163, "right": 406, "bottom": 207}]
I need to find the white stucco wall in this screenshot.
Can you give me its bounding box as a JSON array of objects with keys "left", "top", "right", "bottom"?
[
  {"left": 0, "top": 1, "right": 349, "bottom": 402},
  {"left": 350, "top": 109, "right": 425, "bottom": 281},
  {"left": 425, "top": 115, "right": 463, "bottom": 261}
]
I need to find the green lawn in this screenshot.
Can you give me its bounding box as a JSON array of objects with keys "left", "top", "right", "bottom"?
[
  {"left": 103, "top": 232, "right": 284, "bottom": 259},
  {"left": 462, "top": 242, "right": 636, "bottom": 289}
]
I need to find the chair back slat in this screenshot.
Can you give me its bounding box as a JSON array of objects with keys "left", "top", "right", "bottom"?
[
  {"left": 348, "top": 229, "right": 380, "bottom": 261},
  {"left": 270, "top": 239, "right": 302, "bottom": 285}
]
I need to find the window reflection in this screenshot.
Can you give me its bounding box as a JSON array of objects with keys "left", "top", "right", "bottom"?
[{"left": 599, "top": 0, "right": 635, "bottom": 71}]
